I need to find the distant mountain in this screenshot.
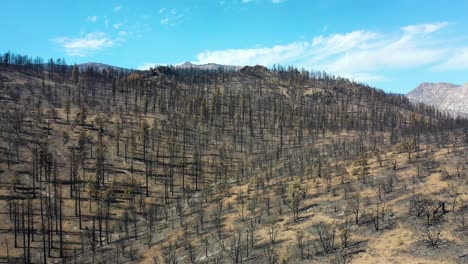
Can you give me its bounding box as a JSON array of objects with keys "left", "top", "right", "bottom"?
[
  {"left": 407, "top": 82, "right": 468, "bottom": 116},
  {"left": 77, "top": 61, "right": 239, "bottom": 73},
  {"left": 176, "top": 61, "right": 240, "bottom": 71},
  {"left": 78, "top": 62, "right": 133, "bottom": 73}
]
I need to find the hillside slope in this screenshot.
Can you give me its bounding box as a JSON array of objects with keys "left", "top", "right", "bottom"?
[{"left": 0, "top": 59, "right": 467, "bottom": 264}]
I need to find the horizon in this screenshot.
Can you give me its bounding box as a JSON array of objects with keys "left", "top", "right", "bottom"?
[
  {"left": 3, "top": 0, "right": 468, "bottom": 93},
  {"left": 4, "top": 51, "right": 468, "bottom": 93},
  {"left": 67, "top": 62, "right": 468, "bottom": 88}
]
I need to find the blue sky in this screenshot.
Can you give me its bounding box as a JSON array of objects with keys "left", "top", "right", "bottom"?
[{"left": 2, "top": 0, "right": 468, "bottom": 93}]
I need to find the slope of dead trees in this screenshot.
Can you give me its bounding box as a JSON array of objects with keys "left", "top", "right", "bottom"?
[{"left": 0, "top": 51, "right": 467, "bottom": 263}]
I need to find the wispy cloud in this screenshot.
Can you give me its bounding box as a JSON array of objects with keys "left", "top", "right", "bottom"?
[
  {"left": 272, "top": 0, "right": 285, "bottom": 3},
  {"left": 242, "top": 0, "right": 254, "bottom": 3},
  {"left": 195, "top": 22, "right": 454, "bottom": 82},
  {"left": 113, "top": 22, "right": 124, "bottom": 29},
  {"left": 54, "top": 6, "right": 153, "bottom": 57},
  {"left": 159, "top": 8, "right": 186, "bottom": 26},
  {"left": 87, "top": 16, "right": 98, "bottom": 23},
  {"left": 53, "top": 32, "right": 116, "bottom": 56},
  {"left": 433, "top": 48, "right": 468, "bottom": 70},
  {"left": 401, "top": 22, "right": 449, "bottom": 35},
  {"left": 196, "top": 42, "right": 310, "bottom": 67}
]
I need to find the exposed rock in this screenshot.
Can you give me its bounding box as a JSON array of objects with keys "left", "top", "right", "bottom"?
[
  {"left": 407, "top": 82, "right": 468, "bottom": 117},
  {"left": 176, "top": 61, "right": 240, "bottom": 71}
]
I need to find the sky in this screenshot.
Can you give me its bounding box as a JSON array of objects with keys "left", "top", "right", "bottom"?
[{"left": 2, "top": 0, "right": 468, "bottom": 93}]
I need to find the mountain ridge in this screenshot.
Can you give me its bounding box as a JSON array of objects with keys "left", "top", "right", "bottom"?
[
  {"left": 175, "top": 61, "right": 241, "bottom": 71},
  {"left": 77, "top": 62, "right": 133, "bottom": 73},
  {"left": 407, "top": 82, "right": 468, "bottom": 116}
]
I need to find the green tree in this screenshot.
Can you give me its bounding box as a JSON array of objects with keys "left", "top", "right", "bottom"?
[{"left": 287, "top": 179, "right": 307, "bottom": 220}]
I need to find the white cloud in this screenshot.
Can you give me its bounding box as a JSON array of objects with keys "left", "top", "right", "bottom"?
[
  {"left": 197, "top": 42, "right": 309, "bottom": 66},
  {"left": 401, "top": 22, "right": 449, "bottom": 35},
  {"left": 113, "top": 23, "right": 123, "bottom": 29},
  {"left": 317, "top": 33, "right": 446, "bottom": 74},
  {"left": 159, "top": 7, "right": 186, "bottom": 26},
  {"left": 87, "top": 16, "right": 98, "bottom": 23},
  {"left": 114, "top": 5, "right": 122, "bottom": 12},
  {"left": 433, "top": 48, "right": 468, "bottom": 70},
  {"left": 196, "top": 30, "right": 378, "bottom": 67},
  {"left": 159, "top": 8, "right": 185, "bottom": 26},
  {"left": 53, "top": 32, "right": 115, "bottom": 56},
  {"left": 242, "top": 0, "right": 253, "bottom": 3},
  {"left": 272, "top": 0, "right": 285, "bottom": 3},
  {"left": 194, "top": 22, "right": 454, "bottom": 82}
]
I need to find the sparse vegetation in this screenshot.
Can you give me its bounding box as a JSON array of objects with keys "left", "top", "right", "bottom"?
[{"left": 0, "top": 51, "right": 467, "bottom": 263}]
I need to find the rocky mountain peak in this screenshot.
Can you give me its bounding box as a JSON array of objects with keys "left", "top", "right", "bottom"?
[{"left": 407, "top": 82, "right": 468, "bottom": 117}]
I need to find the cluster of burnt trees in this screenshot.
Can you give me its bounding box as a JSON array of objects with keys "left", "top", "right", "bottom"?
[
  {"left": 0, "top": 52, "right": 467, "bottom": 263},
  {"left": 0, "top": 51, "right": 68, "bottom": 75}
]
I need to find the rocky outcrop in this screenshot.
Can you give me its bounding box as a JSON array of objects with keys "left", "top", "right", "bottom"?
[
  {"left": 176, "top": 61, "right": 240, "bottom": 71},
  {"left": 407, "top": 82, "right": 468, "bottom": 116}
]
